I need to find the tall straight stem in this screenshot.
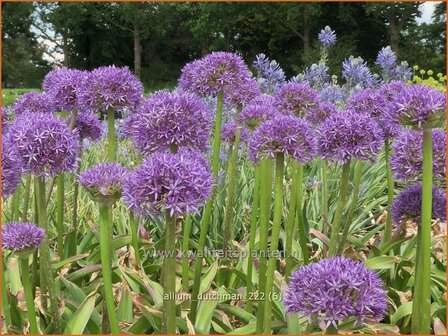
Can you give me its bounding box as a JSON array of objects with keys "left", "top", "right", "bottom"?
[
  {"left": 107, "top": 108, "right": 117, "bottom": 162},
  {"left": 411, "top": 127, "right": 432, "bottom": 334},
  {"left": 182, "top": 214, "right": 192, "bottom": 296},
  {"left": 383, "top": 139, "right": 394, "bottom": 244},
  {"left": 98, "top": 203, "right": 119, "bottom": 335},
  {"left": 296, "top": 163, "right": 309, "bottom": 264},
  {"left": 262, "top": 153, "right": 284, "bottom": 334},
  {"left": 327, "top": 162, "right": 351, "bottom": 257},
  {"left": 56, "top": 173, "right": 65, "bottom": 260},
  {"left": 285, "top": 160, "right": 299, "bottom": 278},
  {"left": 20, "top": 257, "right": 39, "bottom": 335},
  {"left": 72, "top": 148, "right": 83, "bottom": 233},
  {"left": 35, "top": 177, "right": 61, "bottom": 333},
  {"left": 2, "top": 260, "right": 12, "bottom": 332},
  {"left": 256, "top": 159, "right": 273, "bottom": 333},
  {"left": 321, "top": 160, "right": 329, "bottom": 224},
  {"left": 163, "top": 213, "right": 177, "bottom": 334},
  {"left": 129, "top": 211, "right": 141, "bottom": 267},
  {"left": 337, "top": 160, "right": 362, "bottom": 254},
  {"left": 189, "top": 90, "right": 224, "bottom": 323},
  {"left": 10, "top": 188, "right": 20, "bottom": 222},
  {"left": 21, "top": 175, "right": 32, "bottom": 222},
  {"left": 246, "top": 164, "right": 260, "bottom": 314}
]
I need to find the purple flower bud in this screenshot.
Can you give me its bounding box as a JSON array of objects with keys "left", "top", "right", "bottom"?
[
  {"left": 2, "top": 222, "right": 45, "bottom": 252},
  {"left": 306, "top": 102, "right": 337, "bottom": 127},
  {"left": 239, "top": 103, "right": 279, "bottom": 131},
  {"left": 13, "top": 92, "right": 55, "bottom": 116},
  {"left": 318, "top": 26, "right": 337, "bottom": 48},
  {"left": 392, "top": 184, "right": 446, "bottom": 224},
  {"left": 72, "top": 112, "right": 103, "bottom": 142},
  {"left": 2, "top": 136, "right": 22, "bottom": 198},
  {"left": 220, "top": 123, "right": 249, "bottom": 143},
  {"left": 275, "top": 82, "right": 319, "bottom": 118}
]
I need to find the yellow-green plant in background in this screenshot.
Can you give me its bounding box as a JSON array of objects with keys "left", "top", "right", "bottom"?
[{"left": 410, "top": 65, "right": 446, "bottom": 92}]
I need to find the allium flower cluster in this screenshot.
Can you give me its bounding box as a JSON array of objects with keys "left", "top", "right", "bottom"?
[
  {"left": 13, "top": 92, "right": 55, "bottom": 116},
  {"left": 78, "top": 66, "right": 143, "bottom": 113},
  {"left": 392, "top": 184, "right": 446, "bottom": 224},
  {"left": 392, "top": 84, "right": 446, "bottom": 128},
  {"left": 220, "top": 123, "right": 249, "bottom": 143},
  {"left": 179, "top": 52, "right": 259, "bottom": 105},
  {"left": 391, "top": 129, "right": 446, "bottom": 181},
  {"left": 9, "top": 113, "right": 79, "bottom": 177},
  {"left": 239, "top": 103, "right": 279, "bottom": 131},
  {"left": 72, "top": 112, "right": 103, "bottom": 142},
  {"left": 79, "top": 163, "right": 128, "bottom": 203},
  {"left": 342, "top": 56, "right": 378, "bottom": 88},
  {"left": 274, "top": 82, "right": 319, "bottom": 117},
  {"left": 317, "top": 110, "right": 384, "bottom": 163},
  {"left": 318, "top": 26, "right": 337, "bottom": 48},
  {"left": 283, "top": 256, "right": 387, "bottom": 326},
  {"left": 319, "top": 83, "right": 345, "bottom": 105},
  {"left": 2, "top": 222, "right": 45, "bottom": 252},
  {"left": 253, "top": 53, "right": 285, "bottom": 93},
  {"left": 43, "top": 67, "right": 88, "bottom": 111},
  {"left": 126, "top": 90, "right": 211, "bottom": 154},
  {"left": 377, "top": 81, "right": 407, "bottom": 104},
  {"left": 248, "top": 116, "right": 315, "bottom": 163},
  {"left": 306, "top": 102, "right": 337, "bottom": 127},
  {"left": 2, "top": 136, "right": 22, "bottom": 198},
  {"left": 123, "top": 150, "right": 213, "bottom": 217}
]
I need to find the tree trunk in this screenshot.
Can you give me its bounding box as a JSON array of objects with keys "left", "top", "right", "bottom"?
[
  {"left": 62, "top": 28, "right": 70, "bottom": 67},
  {"left": 133, "top": 20, "right": 142, "bottom": 79},
  {"left": 302, "top": 8, "right": 311, "bottom": 55}
]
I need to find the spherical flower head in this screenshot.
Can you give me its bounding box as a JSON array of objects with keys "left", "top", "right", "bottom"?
[
  {"left": 375, "top": 46, "right": 397, "bottom": 71},
  {"left": 79, "top": 163, "right": 128, "bottom": 204},
  {"left": 2, "top": 136, "right": 22, "bottom": 198},
  {"left": 13, "top": 92, "right": 55, "bottom": 116},
  {"left": 249, "top": 94, "right": 276, "bottom": 108},
  {"left": 72, "top": 112, "right": 103, "bottom": 142},
  {"left": 248, "top": 116, "right": 315, "bottom": 163},
  {"left": 123, "top": 150, "right": 213, "bottom": 217},
  {"left": 127, "top": 90, "right": 211, "bottom": 154},
  {"left": 2, "top": 222, "right": 45, "bottom": 257},
  {"left": 346, "top": 88, "right": 399, "bottom": 139},
  {"left": 391, "top": 129, "right": 446, "bottom": 182},
  {"left": 392, "top": 184, "right": 446, "bottom": 224},
  {"left": 9, "top": 113, "right": 80, "bottom": 177},
  {"left": 43, "top": 67, "right": 89, "bottom": 111},
  {"left": 377, "top": 81, "right": 407, "bottom": 103},
  {"left": 275, "top": 82, "right": 319, "bottom": 118},
  {"left": 220, "top": 123, "right": 249, "bottom": 143},
  {"left": 284, "top": 256, "right": 387, "bottom": 327},
  {"left": 78, "top": 66, "right": 143, "bottom": 113},
  {"left": 318, "top": 26, "right": 337, "bottom": 48},
  {"left": 317, "top": 110, "right": 384, "bottom": 163},
  {"left": 306, "top": 102, "right": 337, "bottom": 127},
  {"left": 239, "top": 103, "right": 279, "bottom": 131},
  {"left": 393, "top": 84, "right": 446, "bottom": 129}
]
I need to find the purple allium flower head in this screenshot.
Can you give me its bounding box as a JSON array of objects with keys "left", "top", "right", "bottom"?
[
  {"left": 317, "top": 110, "right": 384, "bottom": 163},
  {"left": 392, "top": 184, "right": 446, "bottom": 224},
  {"left": 319, "top": 83, "right": 345, "bottom": 105},
  {"left": 377, "top": 81, "right": 407, "bottom": 104},
  {"left": 346, "top": 88, "right": 399, "bottom": 139},
  {"left": 123, "top": 150, "right": 213, "bottom": 217},
  {"left": 2, "top": 136, "right": 22, "bottom": 198},
  {"left": 283, "top": 256, "right": 387, "bottom": 326},
  {"left": 342, "top": 56, "right": 378, "bottom": 88},
  {"left": 72, "top": 112, "right": 103, "bottom": 142},
  {"left": 318, "top": 26, "right": 337, "bottom": 48},
  {"left": 391, "top": 129, "right": 446, "bottom": 182},
  {"left": 220, "top": 123, "right": 249, "bottom": 143},
  {"left": 248, "top": 116, "right": 315, "bottom": 163},
  {"left": 79, "top": 163, "right": 128, "bottom": 203},
  {"left": 43, "top": 67, "right": 89, "bottom": 111},
  {"left": 179, "top": 52, "right": 259, "bottom": 105},
  {"left": 249, "top": 94, "right": 276, "bottom": 108},
  {"left": 391, "top": 84, "right": 446, "bottom": 129},
  {"left": 376, "top": 46, "right": 397, "bottom": 72},
  {"left": 253, "top": 53, "right": 285, "bottom": 93},
  {"left": 13, "top": 92, "right": 55, "bottom": 116},
  {"left": 2, "top": 222, "right": 45, "bottom": 252},
  {"left": 126, "top": 90, "right": 211, "bottom": 154},
  {"left": 9, "top": 113, "right": 80, "bottom": 177},
  {"left": 306, "top": 102, "right": 337, "bottom": 127},
  {"left": 2, "top": 107, "right": 13, "bottom": 134},
  {"left": 78, "top": 66, "right": 143, "bottom": 113},
  {"left": 274, "top": 82, "right": 319, "bottom": 118},
  {"left": 239, "top": 103, "right": 279, "bottom": 131}
]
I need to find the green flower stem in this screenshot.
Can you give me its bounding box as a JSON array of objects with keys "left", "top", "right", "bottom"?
[
  {"left": 337, "top": 160, "right": 363, "bottom": 254},
  {"left": 285, "top": 160, "right": 299, "bottom": 278},
  {"left": 56, "top": 173, "right": 65, "bottom": 260},
  {"left": 129, "top": 211, "right": 142, "bottom": 267},
  {"left": 98, "top": 203, "right": 120, "bottom": 335},
  {"left": 72, "top": 146, "right": 83, "bottom": 233},
  {"left": 296, "top": 163, "right": 309, "bottom": 264},
  {"left": 21, "top": 175, "right": 32, "bottom": 222},
  {"left": 182, "top": 214, "right": 192, "bottom": 296},
  {"left": 327, "top": 162, "right": 351, "bottom": 257},
  {"left": 20, "top": 257, "right": 39, "bottom": 335},
  {"left": 321, "top": 160, "right": 329, "bottom": 224},
  {"left": 255, "top": 159, "right": 273, "bottom": 334},
  {"left": 382, "top": 139, "right": 394, "bottom": 244},
  {"left": 35, "top": 177, "right": 61, "bottom": 333},
  {"left": 107, "top": 108, "right": 117, "bottom": 162},
  {"left": 2, "top": 260, "right": 12, "bottom": 332},
  {"left": 189, "top": 90, "right": 224, "bottom": 323},
  {"left": 68, "top": 109, "right": 78, "bottom": 131},
  {"left": 222, "top": 108, "right": 243, "bottom": 253},
  {"left": 245, "top": 164, "right": 261, "bottom": 314},
  {"left": 262, "top": 153, "right": 284, "bottom": 334},
  {"left": 10, "top": 187, "right": 20, "bottom": 221},
  {"left": 162, "top": 212, "right": 177, "bottom": 334},
  {"left": 411, "top": 126, "right": 433, "bottom": 334}
]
